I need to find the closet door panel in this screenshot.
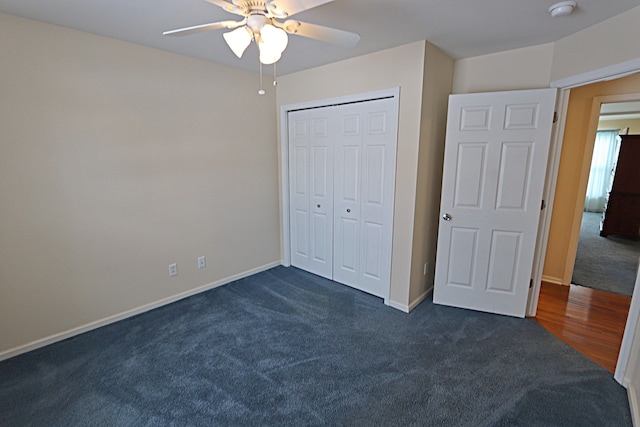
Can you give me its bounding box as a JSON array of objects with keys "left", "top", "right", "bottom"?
[
  {"left": 308, "top": 113, "right": 334, "bottom": 279},
  {"left": 289, "top": 109, "right": 334, "bottom": 280},
  {"left": 359, "top": 99, "right": 397, "bottom": 298},
  {"left": 289, "top": 111, "right": 311, "bottom": 270},
  {"left": 337, "top": 217, "right": 359, "bottom": 273},
  {"left": 310, "top": 144, "right": 331, "bottom": 267},
  {"left": 363, "top": 221, "right": 384, "bottom": 277},
  {"left": 334, "top": 106, "right": 362, "bottom": 286}
]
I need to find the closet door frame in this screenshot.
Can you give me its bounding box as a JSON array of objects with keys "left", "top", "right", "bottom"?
[{"left": 280, "top": 87, "right": 400, "bottom": 305}]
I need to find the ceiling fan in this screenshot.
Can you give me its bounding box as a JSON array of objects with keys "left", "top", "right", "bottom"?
[{"left": 164, "top": 0, "right": 361, "bottom": 65}]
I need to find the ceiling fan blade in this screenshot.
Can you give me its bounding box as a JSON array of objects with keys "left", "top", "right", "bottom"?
[
  {"left": 285, "top": 20, "right": 360, "bottom": 47},
  {"left": 163, "top": 20, "right": 242, "bottom": 36},
  {"left": 270, "top": 0, "right": 334, "bottom": 17},
  {"left": 204, "top": 0, "right": 246, "bottom": 16}
]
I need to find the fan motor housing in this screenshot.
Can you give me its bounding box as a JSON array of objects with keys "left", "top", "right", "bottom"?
[{"left": 247, "top": 14, "right": 269, "bottom": 32}]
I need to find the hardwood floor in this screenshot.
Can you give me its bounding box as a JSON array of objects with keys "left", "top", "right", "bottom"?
[{"left": 534, "top": 281, "right": 632, "bottom": 373}]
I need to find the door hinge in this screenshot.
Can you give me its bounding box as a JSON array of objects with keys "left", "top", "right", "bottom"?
[
  {"left": 553, "top": 112, "right": 558, "bottom": 123},
  {"left": 529, "top": 279, "right": 533, "bottom": 289},
  {"left": 541, "top": 199, "right": 546, "bottom": 210}
]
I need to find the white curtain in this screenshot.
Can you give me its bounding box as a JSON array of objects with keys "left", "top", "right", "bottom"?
[{"left": 584, "top": 130, "right": 621, "bottom": 212}]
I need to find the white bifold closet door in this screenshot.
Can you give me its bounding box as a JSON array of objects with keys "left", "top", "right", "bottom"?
[
  {"left": 288, "top": 97, "right": 397, "bottom": 299},
  {"left": 289, "top": 106, "right": 335, "bottom": 280}
]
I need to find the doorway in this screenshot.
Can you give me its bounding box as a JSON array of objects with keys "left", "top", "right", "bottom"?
[
  {"left": 572, "top": 101, "right": 640, "bottom": 297},
  {"left": 538, "top": 73, "right": 640, "bottom": 376}
]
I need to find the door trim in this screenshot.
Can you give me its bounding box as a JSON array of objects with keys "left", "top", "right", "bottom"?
[
  {"left": 528, "top": 65, "right": 640, "bottom": 318},
  {"left": 526, "top": 89, "right": 567, "bottom": 314},
  {"left": 279, "top": 88, "right": 400, "bottom": 302}
]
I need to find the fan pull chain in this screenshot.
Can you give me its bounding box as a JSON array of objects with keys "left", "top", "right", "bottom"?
[
  {"left": 258, "top": 61, "right": 265, "bottom": 96},
  {"left": 273, "top": 62, "right": 278, "bottom": 87}
]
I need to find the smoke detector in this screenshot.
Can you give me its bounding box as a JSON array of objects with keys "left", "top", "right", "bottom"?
[{"left": 549, "top": 1, "right": 577, "bottom": 17}]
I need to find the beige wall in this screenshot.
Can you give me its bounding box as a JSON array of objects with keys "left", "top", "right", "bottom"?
[
  {"left": 542, "top": 73, "right": 640, "bottom": 284},
  {"left": 0, "top": 13, "right": 281, "bottom": 355},
  {"left": 452, "top": 43, "right": 554, "bottom": 94},
  {"left": 277, "top": 41, "right": 453, "bottom": 309},
  {"left": 551, "top": 5, "right": 640, "bottom": 82},
  {"left": 598, "top": 118, "right": 640, "bottom": 134},
  {"left": 410, "top": 43, "right": 454, "bottom": 303}
]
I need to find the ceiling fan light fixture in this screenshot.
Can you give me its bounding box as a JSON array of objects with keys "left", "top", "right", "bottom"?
[
  {"left": 258, "top": 24, "right": 288, "bottom": 64},
  {"left": 549, "top": 1, "right": 577, "bottom": 17},
  {"left": 163, "top": 0, "right": 361, "bottom": 93},
  {"left": 223, "top": 26, "right": 252, "bottom": 58},
  {"left": 259, "top": 44, "right": 282, "bottom": 65},
  {"left": 260, "top": 24, "right": 288, "bottom": 53}
]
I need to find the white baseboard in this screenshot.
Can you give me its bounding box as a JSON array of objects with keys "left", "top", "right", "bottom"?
[
  {"left": 387, "top": 300, "right": 409, "bottom": 313},
  {"left": 0, "top": 261, "right": 281, "bottom": 362},
  {"left": 387, "top": 287, "right": 433, "bottom": 313},
  {"left": 541, "top": 275, "right": 565, "bottom": 286},
  {"left": 628, "top": 384, "right": 640, "bottom": 427},
  {"left": 409, "top": 288, "right": 433, "bottom": 311}
]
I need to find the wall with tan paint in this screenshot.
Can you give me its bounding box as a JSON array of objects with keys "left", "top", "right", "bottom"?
[
  {"left": 0, "top": 13, "right": 280, "bottom": 356},
  {"left": 551, "top": 6, "right": 640, "bottom": 82},
  {"left": 411, "top": 43, "right": 454, "bottom": 303},
  {"left": 452, "top": 43, "right": 554, "bottom": 94}
]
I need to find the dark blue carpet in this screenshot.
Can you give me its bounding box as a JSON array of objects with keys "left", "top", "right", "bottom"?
[
  {"left": 573, "top": 212, "right": 640, "bottom": 296},
  {"left": 0, "top": 266, "right": 631, "bottom": 426}
]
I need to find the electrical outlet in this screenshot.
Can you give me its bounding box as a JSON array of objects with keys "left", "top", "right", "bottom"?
[
  {"left": 198, "top": 256, "right": 206, "bottom": 269},
  {"left": 169, "top": 263, "right": 178, "bottom": 277},
  {"left": 424, "top": 262, "right": 428, "bottom": 276}
]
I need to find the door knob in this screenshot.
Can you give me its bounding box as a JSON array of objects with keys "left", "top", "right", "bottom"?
[
  {"left": 442, "top": 213, "right": 452, "bottom": 221},
  {"left": 317, "top": 204, "right": 321, "bottom": 208},
  {"left": 347, "top": 209, "right": 351, "bottom": 213}
]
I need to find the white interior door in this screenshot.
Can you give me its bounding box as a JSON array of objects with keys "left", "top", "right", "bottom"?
[
  {"left": 289, "top": 108, "right": 334, "bottom": 279},
  {"left": 433, "top": 88, "right": 557, "bottom": 317}
]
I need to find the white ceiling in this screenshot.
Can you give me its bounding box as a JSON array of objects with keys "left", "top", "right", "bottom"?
[{"left": 1, "top": 0, "right": 638, "bottom": 76}]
